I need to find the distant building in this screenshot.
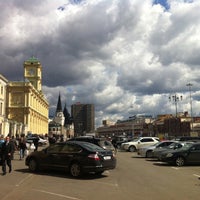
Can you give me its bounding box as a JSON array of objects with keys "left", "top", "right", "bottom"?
[
  {"left": 6, "top": 56, "right": 49, "bottom": 136},
  {"left": 102, "top": 120, "right": 115, "bottom": 126},
  {"left": 71, "top": 103, "right": 95, "bottom": 136},
  {"left": 97, "top": 115, "right": 154, "bottom": 138},
  {"left": 49, "top": 93, "right": 74, "bottom": 139}
]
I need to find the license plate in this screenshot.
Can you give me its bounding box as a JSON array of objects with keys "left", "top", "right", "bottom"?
[{"left": 104, "top": 156, "right": 111, "bottom": 160}]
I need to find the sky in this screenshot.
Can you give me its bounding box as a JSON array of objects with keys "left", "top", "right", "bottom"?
[{"left": 1, "top": 0, "right": 200, "bottom": 128}]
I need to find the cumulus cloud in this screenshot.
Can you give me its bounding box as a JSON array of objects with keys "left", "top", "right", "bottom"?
[{"left": 1, "top": 0, "right": 200, "bottom": 127}]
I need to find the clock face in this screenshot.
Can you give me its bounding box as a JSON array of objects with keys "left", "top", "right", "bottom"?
[
  {"left": 28, "top": 68, "right": 35, "bottom": 76},
  {"left": 58, "top": 113, "right": 62, "bottom": 117}
]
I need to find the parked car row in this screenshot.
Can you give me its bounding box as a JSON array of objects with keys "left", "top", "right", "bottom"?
[
  {"left": 152, "top": 141, "right": 194, "bottom": 160},
  {"left": 158, "top": 142, "right": 200, "bottom": 166},
  {"left": 136, "top": 139, "right": 200, "bottom": 167},
  {"left": 24, "top": 135, "right": 200, "bottom": 178}
]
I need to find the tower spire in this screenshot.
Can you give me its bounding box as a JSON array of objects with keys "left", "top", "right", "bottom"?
[{"left": 56, "top": 92, "right": 62, "bottom": 112}]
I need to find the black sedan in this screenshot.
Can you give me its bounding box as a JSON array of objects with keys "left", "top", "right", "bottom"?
[
  {"left": 25, "top": 141, "right": 116, "bottom": 177},
  {"left": 159, "top": 142, "right": 200, "bottom": 166}
]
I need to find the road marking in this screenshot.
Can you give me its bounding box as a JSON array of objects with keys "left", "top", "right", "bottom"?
[
  {"left": 193, "top": 174, "right": 200, "bottom": 178},
  {"left": 171, "top": 167, "right": 179, "bottom": 170},
  {"left": 89, "top": 171, "right": 118, "bottom": 187},
  {"left": 33, "top": 189, "right": 83, "bottom": 200},
  {"left": 16, "top": 174, "right": 33, "bottom": 187},
  {"left": 91, "top": 180, "right": 118, "bottom": 187}
]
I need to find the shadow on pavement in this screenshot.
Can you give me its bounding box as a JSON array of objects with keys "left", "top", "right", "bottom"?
[{"left": 14, "top": 168, "right": 109, "bottom": 180}]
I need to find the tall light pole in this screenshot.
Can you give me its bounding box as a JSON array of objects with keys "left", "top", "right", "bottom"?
[
  {"left": 186, "top": 83, "right": 193, "bottom": 131},
  {"left": 169, "top": 94, "right": 183, "bottom": 136},
  {"left": 169, "top": 94, "right": 183, "bottom": 117}
]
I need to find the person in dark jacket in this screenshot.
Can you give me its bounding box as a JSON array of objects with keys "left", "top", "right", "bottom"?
[
  {"left": 33, "top": 136, "right": 39, "bottom": 151},
  {"left": 1, "top": 136, "right": 14, "bottom": 175},
  {"left": 19, "top": 136, "right": 27, "bottom": 160}
]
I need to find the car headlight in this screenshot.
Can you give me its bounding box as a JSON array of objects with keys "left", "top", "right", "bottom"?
[{"left": 166, "top": 153, "right": 173, "bottom": 157}]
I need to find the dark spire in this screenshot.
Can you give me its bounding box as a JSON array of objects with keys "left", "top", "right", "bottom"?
[
  {"left": 63, "top": 103, "right": 73, "bottom": 125},
  {"left": 56, "top": 93, "right": 62, "bottom": 112},
  {"left": 63, "top": 103, "right": 69, "bottom": 117}
]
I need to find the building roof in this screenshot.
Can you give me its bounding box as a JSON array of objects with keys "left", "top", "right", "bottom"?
[
  {"left": 25, "top": 56, "right": 40, "bottom": 63},
  {"left": 0, "top": 73, "right": 8, "bottom": 83}
]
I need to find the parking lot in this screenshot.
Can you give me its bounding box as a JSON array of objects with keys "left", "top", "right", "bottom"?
[{"left": 1, "top": 149, "right": 200, "bottom": 200}]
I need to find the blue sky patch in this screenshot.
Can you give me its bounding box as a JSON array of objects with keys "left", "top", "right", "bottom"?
[{"left": 153, "top": 0, "right": 170, "bottom": 10}]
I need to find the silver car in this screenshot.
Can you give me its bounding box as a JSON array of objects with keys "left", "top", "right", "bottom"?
[
  {"left": 152, "top": 141, "right": 194, "bottom": 160},
  {"left": 137, "top": 141, "right": 174, "bottom": 158},
  {"left": 121, "top": 137, "right": 160, "bottom": 152}
]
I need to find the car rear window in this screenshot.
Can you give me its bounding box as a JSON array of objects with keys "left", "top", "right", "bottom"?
[
  {"left": 81, "top": 142, "right": 105, "bottom": 151},
  {"left": 99, "top": 140, "right": 113, "bottom": 147},
  {"left": 47, "top": 144, "right": 63, "bottom": 153}
]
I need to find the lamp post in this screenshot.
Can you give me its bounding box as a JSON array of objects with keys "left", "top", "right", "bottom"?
[
  {"left": 169, "top": 94, "right": 183, "bottom": 117},
  {"left": 186, "top": 83, "right": 193, "bottom": 131},
  {"left": 169, "top": 94, "right": 183, "bottom": 136}
]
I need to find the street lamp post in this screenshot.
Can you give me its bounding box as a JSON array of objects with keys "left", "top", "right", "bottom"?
[
  {"left": 169, "top": 94, "right": 183, "bottom": 136},
  {"left": 186, "top": 83, "right": 193, "bottom": 132},
  {"left": 169, "top": 94, "right": 183, "bottom": 117}
]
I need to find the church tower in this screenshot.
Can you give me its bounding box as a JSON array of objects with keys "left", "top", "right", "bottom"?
[{"left": 53, "top": 93, "right": 65, "bottom": 126}]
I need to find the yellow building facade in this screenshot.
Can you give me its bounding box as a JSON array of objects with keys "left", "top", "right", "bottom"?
[
  {"left": 0, "top": 74, "right": 8, "bottom": 136},
  {"left": 6, "top": 57, "right": 49, "bottom": 135}
]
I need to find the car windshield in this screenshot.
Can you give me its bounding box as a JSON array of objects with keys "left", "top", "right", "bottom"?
[
  {"left": 99, "top": 140, "right": 113, "bottom": 147},
  {"left": 167, "top": 142, "right": 178, "bottom": 149},
  {"left": 81, "top": 142, "right": 105, "bottom": 151},
  {"left": 144, "top": 143, "right": 158, "bottom": 148},
  {"left": 179, "top": 143, "right": 194, "bottom": 150},
  {"left": 130, "top": 138, "right": 140, "bottom": 142},
  {"left": 153, "top": 143, "right": 160, "bottom": 147}
]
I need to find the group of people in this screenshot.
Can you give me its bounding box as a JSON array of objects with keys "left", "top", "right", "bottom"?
[{"left": 0, "top": 134, "right": 40, "bottom": 176}]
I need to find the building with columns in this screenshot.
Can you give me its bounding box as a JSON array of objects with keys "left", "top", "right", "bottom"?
[
  {"left": 6, "top": 56, "right": 49, "bottom": 136},
  {"left": 0, "top": 74, "right": 8, "bottom": 136}
]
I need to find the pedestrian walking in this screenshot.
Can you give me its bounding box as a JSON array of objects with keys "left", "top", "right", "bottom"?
[
  {"left": 0, "top": 135, "right": 5, "bottom": 166},
  {"left": 33, "top": 136, "right": 39, "bottom": 151},
  {"left": 0, "top": 135, "right": 4, "bottom": 145},
  {"left": 1, "top": 136, "right": 14, "bottom": 175},
  {"left": 10, "top": 136, "right": 18, "bottom": 160},
  {"left": 19, "top": 137, "right": 27, "bottom": 160}
]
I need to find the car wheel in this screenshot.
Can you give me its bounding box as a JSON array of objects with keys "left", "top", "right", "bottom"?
[
  {"left": 175, "top": 156, "right": 185, "bottom": 167},
  {"left": 146, "top": 151, "right": 153, "bottom": 158},
  {"left": 29, "top": 158, "right": 38, "bottom": 172},
  {"left": 129, "top": 146, "right": 136, "bottom": 152},
  {"left": 70, "top": 162, "right": 82, "bottom": 177}
]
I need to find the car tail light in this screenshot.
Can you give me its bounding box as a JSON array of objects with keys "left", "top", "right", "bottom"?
[{"left": 88, "top": 153, "right": 100, "bottom": 161}]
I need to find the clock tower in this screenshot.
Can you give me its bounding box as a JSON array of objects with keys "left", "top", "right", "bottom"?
[{"left": 24, "top": 56, "right": 42, "bottom": 91}]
